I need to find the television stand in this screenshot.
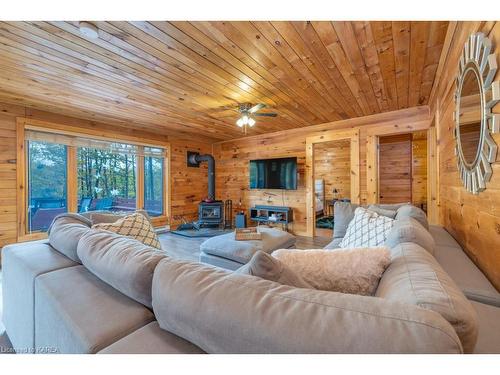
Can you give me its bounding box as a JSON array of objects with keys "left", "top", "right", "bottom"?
[{"left": 249, "top": 205, "right": 293, "bottom": 231}]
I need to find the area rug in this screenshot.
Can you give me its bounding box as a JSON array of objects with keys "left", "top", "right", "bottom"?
[
  {"left": 171, "top": 228, "right": 233, "bottom": 238},
  {"left": 316, "top": 216, "right": 334, "bottom": 229}
]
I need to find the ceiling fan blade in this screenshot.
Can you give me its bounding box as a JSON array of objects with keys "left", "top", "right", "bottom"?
[
  {"left": 249, "top": 103, "right": 266, "bottom": 113},
  {"left": 253, "top": 112, "right": 277, "bottom": 117}
]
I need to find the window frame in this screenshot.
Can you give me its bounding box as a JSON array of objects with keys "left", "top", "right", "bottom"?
[{"left": 16, "top": 118, "right": 171, "bottom": 242}]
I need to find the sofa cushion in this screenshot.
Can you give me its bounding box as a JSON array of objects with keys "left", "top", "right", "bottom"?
[
  {"left": 236, "top": 251, "right": 313, "bottom": 289},
  {"left": 199, "top": 252, "right": 244, "bottom": 271},
  {"left": 367, "top": 205, "right": 397, "bottom": 219},
  {"left": 1, "top": 240, "right": 78, "bottom": 350},
  {"left": 48, "top": 213, "right": 92, "bottom": 262},
  {"left": 340, "top": 207, "right": 394, "bottom": 248},
  {"left": 272, "top": 247, "right": 390, "bottom": 295},
  {"left": 375, "top": 242, "right": 478, "bottom": 353},
  {"left": 152, "top": 257, "right": 463, "bottom": 353},
  {"left": 375, "top": 202, "right": 410, "bottom": 211},
  {"left": 199, "top": 227, "right": 296, "bottom": 265},
  {"left": 395, "top": 204, "right": 429, "bottom": 230},
  {"left": 82, "top": 209, "right": 151, "bottom": 225},
  {"left": 332, "top": 201, "right": 359, "bottom": 239},
  {"left": 35, "top": 265, "right": 154, "bottom": 353},
  {"left": 92, "top": 213, "right": 161, "bottom": 249},
  {"left": 77, "top": 229, "right": 167, "bottom": 308},
  {"left": 98, "top": 321, "right": 205, "bottom": 354},
  {"left": 429, "top": 225, "right": 500, "bottom": 306},
  {"left": 385, "top": 217, "right": 435, "bottom": 254},
  {"left": 470, "top": 301, "right": 500, "bottom": 354},
  {"left": 323, "top": 237, "right": 343, "bottom": 249}
]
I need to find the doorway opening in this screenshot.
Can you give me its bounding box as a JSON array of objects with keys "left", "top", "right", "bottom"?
[
  {"left": 313, "top": 139, "right": 351, "bottom": 237},
  {"left": 378, "top": 131, "right": 428, "bottom": 212}
]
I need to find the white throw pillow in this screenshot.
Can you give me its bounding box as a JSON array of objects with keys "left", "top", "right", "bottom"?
[
  {"left": 340, "top": 207, "right": 394, "bottom": 248},
  {"left": 272, "top": 247, "right": 391, "bottom": 295}
]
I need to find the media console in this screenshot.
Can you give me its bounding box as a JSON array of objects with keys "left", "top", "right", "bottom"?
[{"left": 249, "top": 205, "right": 293, "bottom": 231}]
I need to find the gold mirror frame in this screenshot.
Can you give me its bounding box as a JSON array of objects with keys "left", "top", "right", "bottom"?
[{"left": 454, "top": 32, "right": 500, "bottom": 194}]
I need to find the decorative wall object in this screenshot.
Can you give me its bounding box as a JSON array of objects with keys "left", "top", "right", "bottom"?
[{"left": 454, "top": 32, "right": 500, "bottom": 194}]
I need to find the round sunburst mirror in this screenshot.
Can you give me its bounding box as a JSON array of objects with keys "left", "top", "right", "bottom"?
[{"left": 454, "top": 32, "right": 500, "bottom": 194}]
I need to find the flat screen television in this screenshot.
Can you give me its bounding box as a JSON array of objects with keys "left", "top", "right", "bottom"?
[{"left": 249, "top": 157, "right": 297, "bottom": 190}]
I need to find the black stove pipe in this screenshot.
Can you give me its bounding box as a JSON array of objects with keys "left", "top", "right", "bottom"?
[{"left": 188, "top": 153, "right": 215, "bottom": 201}]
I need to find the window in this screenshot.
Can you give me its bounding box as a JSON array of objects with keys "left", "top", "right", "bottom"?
[
  {"left": 27, "top": 140, "right": 67, "bottom": 233},
  {"left": 77, "top": 147, "right": 137, "bottom": 213},
  {"left": 144, "top": 147, "right": 164, "bottom": 217},
  {"left": 20, "top": 125, "right": 169, "bottom": 237}
]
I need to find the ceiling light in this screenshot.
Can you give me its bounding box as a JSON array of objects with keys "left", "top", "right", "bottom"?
[
  {"left": 241, "top": 114, "right": 249, "bottom": 125},
  {"left": 236, "top": 118, "right": 244, "bottom": 127},
  {"left": 248, "top": 117, "right": 256, "bottom": 127},
  {"left": 79, "top": 21, "right": 99, "bottom": 39}
]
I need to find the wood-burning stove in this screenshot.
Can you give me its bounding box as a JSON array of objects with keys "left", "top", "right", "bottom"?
[
  {"left": 187, "top": 151, "right": 224, "bottom": 227},
  {"left": 198, "top": 201, "right": 224, "bottom": 226}
]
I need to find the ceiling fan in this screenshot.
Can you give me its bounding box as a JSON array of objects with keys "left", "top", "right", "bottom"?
[{"left": 235, "top": 103, "right": 277, "bottom": 132}]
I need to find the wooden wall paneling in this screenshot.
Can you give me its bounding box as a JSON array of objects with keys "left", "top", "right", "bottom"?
[
  {"left": 331, "top": 21, "right": 380, "bottom": 114},
  {"left": 392, "top": 21, "right": 411, "bottom": 109},
  {"left": 408, "top": 21, "right": 431, "bottom": 107},
  {"left": 350, "top": 134, "right": 361, "bottom": 205},
  {"left": 67, "top": 146, "right": 77, "bottom": 213},
  {"left": 428, "top": 21, "right": 500, "bottom": 290},
  {"left": 314, "top": 140, "right": 352, "bottom": 202},
  {"left": 351, "top": 22, "right": 390, "bottom": 112},
  {"left": 371, "top": 22, "right": 398, "bottom": 110},
  {"left": 306, "top": 129, "right": 360, "bottom": 236},
  {"left": 169, "top": 138, "right": 211, "bottom": 227},
  {"left": 170, "top": 22, "right": 316, "bottom": 128},
  {"left": 364, "top": 113, "right": 431, "bottom": 204},
  {"left": 378, "top": 134, "right": 412, "bottom": 204},
  {"left": 269, "top": 21, "right": 358, "bottom": 119},
  {"left": 411, "top": 131, "right": 428, "bottom": 208},
  {"left": 0, "top": 22, "right": 448, "bottom": 141},
  {"left": 305, "top": 140, "right": 314, "bottom": 236},
  {"left": 215, "top": 107, "right": 430, "bottom": 235},
  {"left": 306, "top": 21, "right": 368, "bottom": 117},
  {"left": 427, "top": 125, "right": 439, "bottom": 223},
  {"left": 0, "top": 109, "right": 21, "bottom": 257},
  {"left": 136, "top": 147, "right": 145, "bottom": 211},
  {"left": 15, "top": 117, "right": 27, "bottom": 241},
  {"left": 366, "top": 135, "right": 379, "bottom": 204}
]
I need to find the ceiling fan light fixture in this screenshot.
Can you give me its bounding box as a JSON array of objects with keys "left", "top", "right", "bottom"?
[
  {"left": 236, "top": 118, "right": 244, "bottom": 127},
  {"left": 241, "top": 114, "right": 249, "bottom": 125},
  {"left": 79, "top": 21, "right": 99, "bottom": 39},
  {"left": 248, "top": 117, "right": 256, "bottom": 127}
]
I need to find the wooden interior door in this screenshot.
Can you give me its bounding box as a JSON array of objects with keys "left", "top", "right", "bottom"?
[{"left": 378, "top": 134, "right": 412, "bottom": 204}]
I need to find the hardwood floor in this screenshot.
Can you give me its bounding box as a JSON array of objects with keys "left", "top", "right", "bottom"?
[{"left": 159, "top": 232, "right": 332, "bottom": 262}]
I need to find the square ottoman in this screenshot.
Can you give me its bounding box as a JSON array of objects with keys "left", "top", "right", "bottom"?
[{"left": 199, "top": 227, "right": 296, "bottom": 270}]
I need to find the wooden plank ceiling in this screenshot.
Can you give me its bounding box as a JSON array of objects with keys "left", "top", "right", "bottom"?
[{"left": 0, "top": 21, "right": 449, "bottom": 142}]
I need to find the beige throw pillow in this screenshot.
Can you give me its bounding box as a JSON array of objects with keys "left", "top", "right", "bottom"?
[
  {"left": 272, "top": 247, "right": 391, "bottom": 296},
  {"left": 92, "top": 213, "right": 161, "bottom": 249},
  {"left": 236, "top": 251, "right": 313, "bottom": 289}
]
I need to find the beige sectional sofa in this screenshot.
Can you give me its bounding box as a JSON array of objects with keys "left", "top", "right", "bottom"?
[{"left": 0, "top": 205, "right": 487, "bottom": 353}]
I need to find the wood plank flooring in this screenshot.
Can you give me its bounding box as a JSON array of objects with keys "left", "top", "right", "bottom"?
[{"left": 159, "top": 232, "right": 332, "bottom": 262}]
